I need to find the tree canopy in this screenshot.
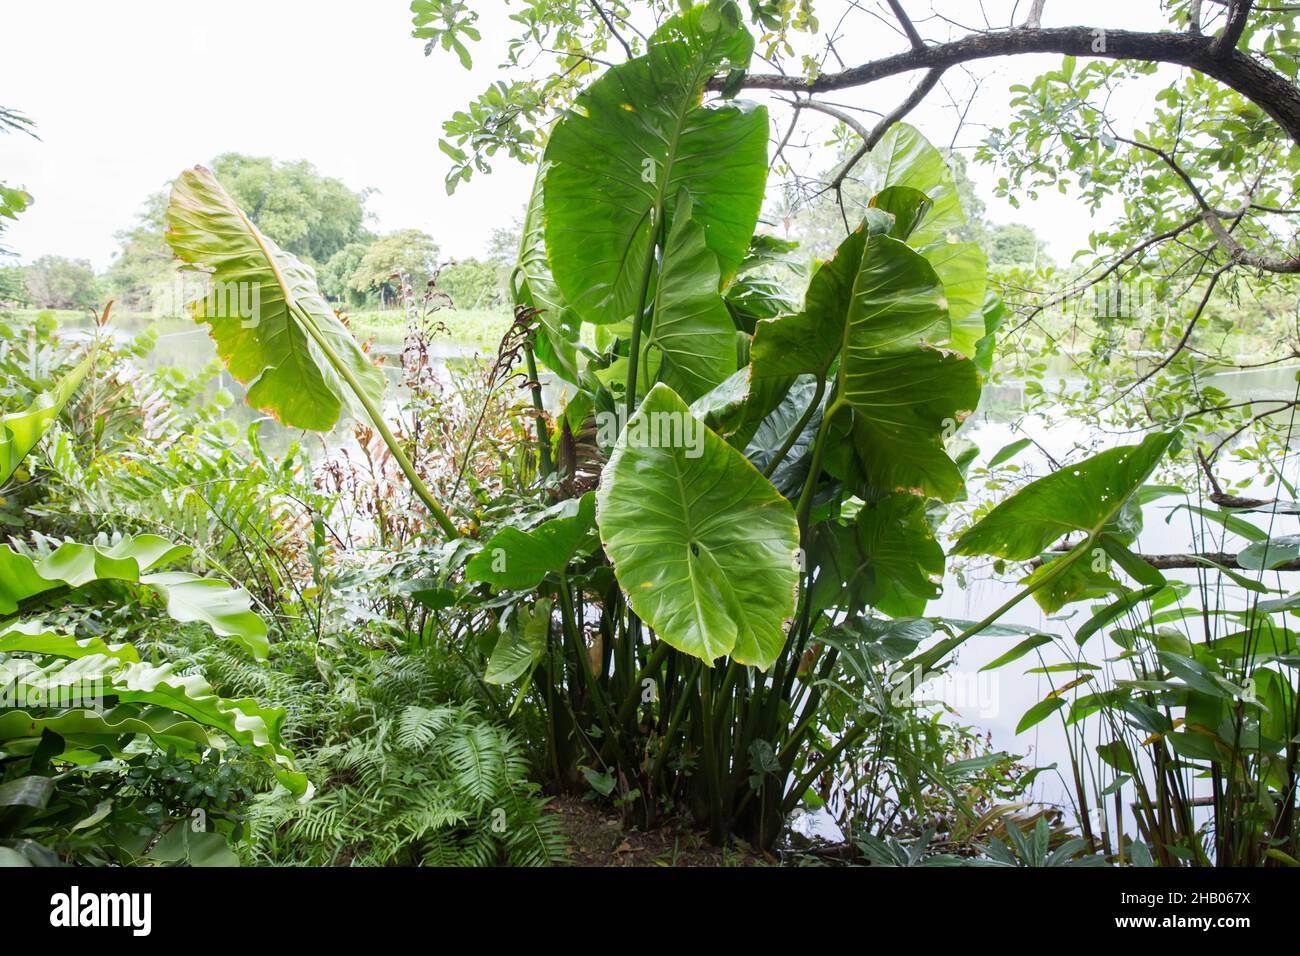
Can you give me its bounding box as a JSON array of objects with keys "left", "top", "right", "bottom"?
[
  {"left": 350, "top": 228, "right": 441, "bottom": 301},
  {"left": 23, "top": 255, "right": 98, "bottom": 309},
  {"left": 106, "top": 154, "right": 373, "bottom": 309}
]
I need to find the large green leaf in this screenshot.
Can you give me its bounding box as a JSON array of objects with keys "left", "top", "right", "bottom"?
[
  {"left": 690, "top": 366, "right": 796, "bottom": 452},
  {"left": 871, "top": 185, "right": 933, "bottom": 241},
  {"left": 1238, "top": 535, "right": 1300, "bottom": 571},
  {"left": 842, "top": 234, "right": 950, "bottom": 350},
  {"left": 165, "top": 166, "right": 386, "bottom": 431},
  {"left": 0, "top": 655, "right": 306, "bottom": 795},
  {"left": 466, "top": 494, "right": 596, "bottom": 590},
  {"left": 0, "top": 534, "right": 187, "bottom": 613},
  {"left": 809, "top": 494, "right": 944, "bottom": 617},
  {"left": 752, "top": 217, "right": 977, "bottom": 500},
  {"left": 143, "top": 821, "right": 240, "bottom": 867},
  {"left": 139, "top": 572, "right": 270, "bottom": 659},
  {"left": 955, "top": 432, "right": 1178, "bottom": 611},
  {"left": 543, "top": 6, "right": 767, "bottom": 325},
  {"left": 596, "top": 383, "right": 799, "bottom": 668},
  {"left": 0, "top": 775, "right": 54, "bottom": 834},
  {"left": 840, "top": 235, "right": 977, "bottom": 500},
  {"left": 0, "top": 620, "right": 139, "bottom": 663},
  {"left": 744, "top": 375, "right": 822, "bottom": 497},
  {"left": 643, "top": 192, "right": 737, "bottom": 401},
  {"left": 953, "top": 432, "right": 1179, "bottom": 561},
  {"left": 855, "top": 122, "right": 966, "bottom": 249},
  {"left": 750, "top": 220, "right": 875, "bottom": 384},
  {"left": 1016, "top": 553, "right": 1127, "bottom": 615},
  {"left": 690, "top": 366, "right": 757, "bottom": 437},
  {"left": 0, "top": 707, "right": 213, "bottom": 755},
  {"left": 0, "top": 535, "right": 268, "bottom": 659},
  {"left": 0, "top": 354, "right": 92, "bottom": 488},
  {"left": 723, "top": 234, "right": 804, "bottom": 333},
  {"left": 484, "top": 599, "right": 551, "bottom": 687}
]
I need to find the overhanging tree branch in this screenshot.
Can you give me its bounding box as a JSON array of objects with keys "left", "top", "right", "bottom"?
[
  {"left": 590, "top": 0, "right": 633, "bottom": 59},
  {"left": 1114, "top": 132, "right": 1300, "bottom": 272},
  {"left": 1036, "top": 548, "right": 1300, "bottom": 571},
  {"left": 885, "top": 0, "right": 925, "bottom": 50},
  {"left": 1211, "top": 0, "right": 1255, "bottom": 57},
  {"left": 827, "top": 67, "right": 945, "bottom": 191},
  {"left": 711, "top": 26, "right": 1300, "bottom": 146}
]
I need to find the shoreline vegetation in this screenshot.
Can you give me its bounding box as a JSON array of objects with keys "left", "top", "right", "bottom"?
[
  {"left": 2, "top": 0, "right": 1299, "bottom": 877},
  {"left": 6, "top": 306, "right": 515, "bottom": 350}
]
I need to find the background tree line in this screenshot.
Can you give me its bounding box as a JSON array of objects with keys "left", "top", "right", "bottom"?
[
  {"left": 0, "top": 153, "right": 518, "bottom": 314},
  {"left": 2, "top": 148, "right": 1049, "bottom": 315}
]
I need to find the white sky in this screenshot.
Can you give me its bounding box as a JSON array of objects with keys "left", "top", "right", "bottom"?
[{"left": 0, "top": 0, "right": 1176, "bottom": 271}]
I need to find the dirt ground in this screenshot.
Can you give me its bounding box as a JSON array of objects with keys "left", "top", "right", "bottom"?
[{"left": 546, "top": 795, "right": 772, "bottom": 867}]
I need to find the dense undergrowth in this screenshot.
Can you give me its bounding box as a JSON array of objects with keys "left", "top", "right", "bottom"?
[
  {"left": 0, "top": 311, "right": 563, "bottom": 866},
  {"left": 3, "top": 2, "right": 1299, "bottom": 869}
]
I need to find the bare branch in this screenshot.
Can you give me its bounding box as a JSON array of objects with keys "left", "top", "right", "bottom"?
[
  {"left": 885, "top": 0, "right": 926, "bottom": 50},
  {"left": 1211, "top": 0, "right": 1254, "bottom": 57},
  {"left": 827, "top": 67, "right": 946, "bottom": 191},
  {"left": 590, "top": 1, "right": 633, "bottom": 59},
  {"left": 770, "top": 105, "right": 803, "bottom": 171},
  {"left": 791, "top": 99, "right": 871, "bottom": 139}
]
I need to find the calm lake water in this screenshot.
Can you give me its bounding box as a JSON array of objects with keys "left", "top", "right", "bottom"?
[
  {"left": 62, "top": 312, "right": 1300, "bottom": 841},
  {"left": 926, "top": 366, "right": 1300, "bottom": 840},
  {"left": 60, "top": 313, "right": 498, "bottom": 453}
]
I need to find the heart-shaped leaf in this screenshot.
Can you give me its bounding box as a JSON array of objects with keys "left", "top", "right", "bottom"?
[
  {"left": 596, "top": 383, "right": 798, "bottom": 668},
  {"left": 544, "top": 6, "right": 767, "bottom": 325},
  {"left": 467, "top": 494, "right": 597, "bottom": 590},
  {"left": 643, "top": 192, "right": 737, "bottom": 401},
  {"left": 810, "top": 494, "right": 945, "bottom": 617},
  {"left": 922, "top": 240, "right": 987, "bottom": 357},
  {"left": 515, "top": 161, "right": 581, "bottom": 383},
  {"left": 856, "top": 122, "right": 967, "bottom": 249},
  {"left": 839, "top": 234, "right": 977, "bottom": 499}
]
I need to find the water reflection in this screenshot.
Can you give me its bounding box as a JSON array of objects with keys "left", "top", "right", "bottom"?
[
  {"left": 928, "top": 365, "right": 1300, "bottom": 836},
  {"left": 61, "top": 312, "right": 506, "bottom": 457}
]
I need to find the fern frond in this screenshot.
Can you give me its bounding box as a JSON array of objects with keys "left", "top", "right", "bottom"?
[
  {"left": 397, "top": 704, "right": 455, "bottom": 751},
  {"left": 443, "top": 722, "right": 506, "bottom": 807}
]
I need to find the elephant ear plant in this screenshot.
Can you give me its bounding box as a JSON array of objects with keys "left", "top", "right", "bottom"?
[
  {"left": 160, "top": 2, "right": 1164, "bottom": 849},
  {"left": 164, "top": 166, "right": 460, "bottom": 539},
  {"left": 509, "top": 3, "right": 992, "bottom": 846}
]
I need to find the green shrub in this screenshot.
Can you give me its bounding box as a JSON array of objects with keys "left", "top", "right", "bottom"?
[{"left": 190, "top": 639, "right": 566, "bottom": 867}]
